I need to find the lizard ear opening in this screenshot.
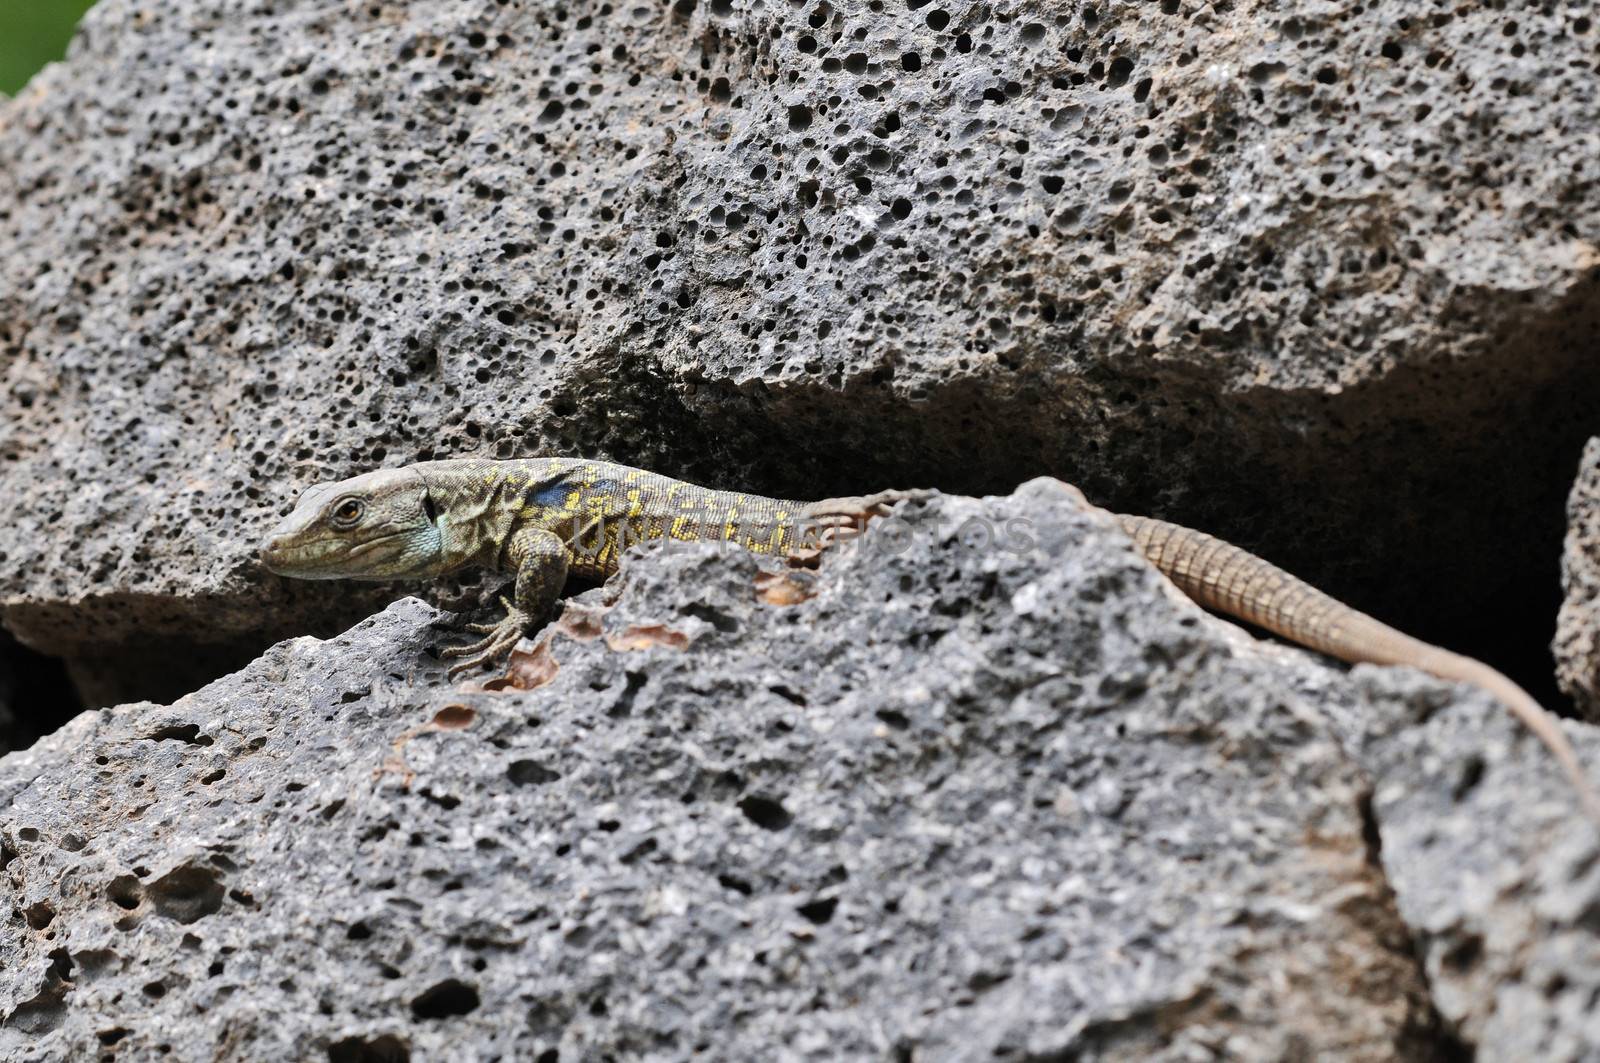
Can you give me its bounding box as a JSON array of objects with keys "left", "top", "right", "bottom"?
[{"left": 421, "top": 491, "right": 439, "bottom": 525}]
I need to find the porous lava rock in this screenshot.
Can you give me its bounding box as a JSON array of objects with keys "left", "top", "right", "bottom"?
[
  {"left": 0, "top": 484, "right": 1465, "bottom": 1060},
  {"left": 1557, "top": 438, "right": 1600, "bottom": 721},
  {"left": 2, "top": 0, "right": 1599, "bottom": 703}
]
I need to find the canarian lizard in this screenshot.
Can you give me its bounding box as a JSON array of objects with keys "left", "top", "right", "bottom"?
[{"left": 260, "top": 457, "right": 1600, "bottom": 819}]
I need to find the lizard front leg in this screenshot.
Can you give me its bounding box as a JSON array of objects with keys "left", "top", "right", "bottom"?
[{"left": 442, "top": 528, "right": 569, "bottom": 678}]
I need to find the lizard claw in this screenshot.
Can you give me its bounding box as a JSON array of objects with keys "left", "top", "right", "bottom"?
[
  {"left": 458, "top": 598, "right": 519, "bottom": 636},
  {"left": 443, "top": 604, "right": 534, "bottom": 678},
  {"left": 440, "top": 633, "right": 498, "bottom": 660}
]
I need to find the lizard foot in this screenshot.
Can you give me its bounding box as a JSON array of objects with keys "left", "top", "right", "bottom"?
[
  {"left": 800, "top": 488, "right": 936, "bottom": 551},
  {"left": 442, "top": 596, "right": 534, "bottom": 678}
]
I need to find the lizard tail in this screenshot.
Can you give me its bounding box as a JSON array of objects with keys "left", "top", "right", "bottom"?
[{"left": 1116, "top": 513, "right": 1600, "bottom": 824}]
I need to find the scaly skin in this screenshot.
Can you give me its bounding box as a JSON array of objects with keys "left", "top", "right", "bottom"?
[
  {"left": 1119, "top": 514, "right": 1600, "bottom": 822},
  {"left": 260, "top": 461, "right": 1599, "bottom": 820},
  {"left": 258, "top": 457, "right": 910, "bottom": 673}
]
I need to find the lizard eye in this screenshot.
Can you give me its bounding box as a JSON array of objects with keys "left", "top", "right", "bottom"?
[{"left": 330, "top": 497, "right": 365, "bottom": 527}]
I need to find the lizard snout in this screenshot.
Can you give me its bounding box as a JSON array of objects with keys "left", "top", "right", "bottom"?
[{"left": 259, "top": 536, "right": 292, "bottom": 573}]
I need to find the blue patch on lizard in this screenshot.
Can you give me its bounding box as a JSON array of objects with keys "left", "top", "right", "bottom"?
[
  {"left": 533, "top": 478, "right": 623, "bottom": 509},
  {"left": 533, "top": 483, "right": 573, "bottom": 508}
]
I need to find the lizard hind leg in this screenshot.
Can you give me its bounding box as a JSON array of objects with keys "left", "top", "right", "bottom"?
[{"left": 797, "top": 488, "right": 937, "bottom": 555}]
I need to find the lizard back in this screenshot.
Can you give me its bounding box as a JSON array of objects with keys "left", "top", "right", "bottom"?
[{"left": 412, "top": 457, "right": 806, "bottom": 579}]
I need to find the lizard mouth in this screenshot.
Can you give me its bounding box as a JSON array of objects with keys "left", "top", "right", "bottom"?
[{"left": 260, "top": 528, "right": 413, "bottom": 577}]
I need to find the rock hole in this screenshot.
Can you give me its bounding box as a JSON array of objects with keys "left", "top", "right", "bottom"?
[
  {"left": 411, "top": 979, "right": 480, "bottom": 1019},
  {"left": 1441, "top": 934, "right": 1483, "bottom": 974},
  {"left": 430, "top": 705, "right": 475, "bottom": 730},
  {"left": 620, "top": 838, "right": 658, "bottom": 864},
  {"left": 608, "top": 671, "right": 647, "bottom": 720},
  {"left": 1452, "top": 755, "right": 1486, "bottom": 801},
  {"left": 797, "top": 897, "right": 838, "bottom": 925},
  {"left": 738, "top": 795, "right": 793, "bottom": 830},
  {"left": 148, "top": 865, "right": 225, "bottom": 924},
  {"left": 107, "top": 875, "right": 144, "bottom": 911},
  {"left": 769, "top": 685, "right": 807, "bottom": 706},
  {"left": 875, "top": 708, "right": 911, "bottom": 730},
  {"left": 507, "top": 760, "right": 561, "bottom": 786},
  {"left": 419, "top": 789, "right": 461, "bottom": 811},
  {"left": 328, "top": 1033, "right": 411, "bottom": 1063},
  {"left": 684, "top": 603, "right": 738, "bottom": 632},
  {"left": 143, "top": 723, "right": 214, "bottom": 746}
]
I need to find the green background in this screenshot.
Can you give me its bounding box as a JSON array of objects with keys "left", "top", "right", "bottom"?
[{"left": 0, "top": 0, "right": 98, "bottom": 95}]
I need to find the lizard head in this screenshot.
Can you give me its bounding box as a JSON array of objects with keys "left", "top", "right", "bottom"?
[{"left": 260, "top": 467, "right": 445, "bottom": 580}]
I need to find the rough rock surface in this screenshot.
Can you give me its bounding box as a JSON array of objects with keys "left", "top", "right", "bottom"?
[
  {"left": 0, "top": 485, "right": 1461, "bottom": 1061},
  {"left": 3, "top": 0, "right": 1600, "bottom": 702},
  {"left": 1340, "top": 679, "right": 1600, "bottom": 1059},
  {"left": 1557, "top": 438, "right": 1600, "bottom": 721},
  {"left": 4, "top": 1, "right": 1600, "bottom": 1057}
]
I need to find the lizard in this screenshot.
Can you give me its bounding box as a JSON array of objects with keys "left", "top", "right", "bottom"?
[{"left": 259, "top": 456, "right": 1600, "bottom": 821}]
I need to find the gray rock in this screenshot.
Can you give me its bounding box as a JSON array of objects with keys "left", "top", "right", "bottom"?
[
  {"left": 1, "top": 485, "right": 1454, "bottom": 1061},
  {"left": 1557, "top": 438, "right": 1600, "bottom": 720},
  {"left": 3, "top": 0, "right": 1599, "bottom": 701},
  {"left": 3, "top": 0, "right": 1598, "bottom": 1054},
  {"left": 1337, "top": 669, "right": 1600, "bottom": 1060}
]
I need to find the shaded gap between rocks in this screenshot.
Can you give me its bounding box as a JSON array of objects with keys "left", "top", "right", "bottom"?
[
  {"left": 543, "top": 270, "right": 1600, "bottom": 717},
  {"left": 0, "top": 629, "right": 81, "bottom": 755},
  {"left": 1354, "top": 790, "right": 1479, "bottom": 1063},
  {"left": 17, "top": 274, "right": 1600, "bottom": 714}
]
